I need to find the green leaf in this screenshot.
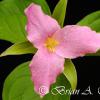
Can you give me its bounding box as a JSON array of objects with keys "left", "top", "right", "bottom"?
[
  {"left": 77, "top": 10, "right": 100, "bottom": 32},
  {"left": 86, "top": 50, "right": 100, "bottom": 56},
  {"left": 52, "top": 0, "right": 68, "bottom": 27},
  {"left": 89, "top": 19, "right": 100, "bottom": 32},
  {"left": 3, "top": 62, "right": 71, "bottom": 100},
  {"left": 64, "top": 59, "right": 77, "bottom": 90},
  {"left": 0, "top": 41, "right": 37, "bottom": 57},
  {"left": 77, "top": 10, "right": 100, "bottom": 56},
  {"left": 0, "top": 0, "right": 51, "bottom": 43},
  {"left": 3, "top": 0, "right": 51, "bottom": 15},
  {"left": 0, "top": 1, "right": 26, "bottom": 43}
]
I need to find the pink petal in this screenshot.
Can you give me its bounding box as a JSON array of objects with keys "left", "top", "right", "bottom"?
[
  {"left": 30, "top": 49, "right": 64, "bottom": 96},
  {"left": 25, "top": 3, "right": 60, "bottom": 49},
  {"left": 53, "top": 25, "right": 100, "bottom": 58}
]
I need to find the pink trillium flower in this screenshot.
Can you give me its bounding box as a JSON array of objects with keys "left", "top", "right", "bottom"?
[{"left": 25, "top": 3, "right": 100, "bottom": 97}]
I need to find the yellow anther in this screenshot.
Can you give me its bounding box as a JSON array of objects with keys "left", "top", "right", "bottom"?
[{"left": 45, "top": 37, "right": 59, "bottom": 52}]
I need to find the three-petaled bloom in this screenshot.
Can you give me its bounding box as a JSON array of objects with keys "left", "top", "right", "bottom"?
[{"left": 25, "top": 3, "right": 100, "bottom": 97}]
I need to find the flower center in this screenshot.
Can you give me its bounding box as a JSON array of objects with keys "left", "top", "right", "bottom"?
[{"left": 44, "top": 37, "right": 59, "bottom": 52}]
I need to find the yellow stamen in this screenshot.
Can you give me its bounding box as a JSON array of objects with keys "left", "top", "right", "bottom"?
[{"left": 44, "top": 37, "right": 59, "bottom": 52}]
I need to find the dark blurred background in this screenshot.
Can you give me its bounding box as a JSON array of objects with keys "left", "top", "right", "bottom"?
[{"left": 0, "top": 0, "right": 100, "bottom": 100}]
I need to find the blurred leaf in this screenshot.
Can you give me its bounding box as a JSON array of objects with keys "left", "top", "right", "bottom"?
[
  {"left": 3, "top": 0, "right": 51, "bottom": 15},
  {"left": 0, "top": 41, "right": 37, "bottom": 57},
  {"left": 0, "top": 0, "right": 51, "bottom": 43},
  {"left": 64, "top": 59, "right": 77, "bottom": 90},
  {"left": 77, "top": 10, "right": 100, "bottom": 56},
  {"left": 52, "top": 0, "right": 68, "bottom": 27},
  {"left": 86, "top": 50, "right": 100, "bottom": 56},
  {"left": 89, "top": 19, "right": 100, "bottom": 32},
  {"left": 3, "top": 62, "right": 71, "bottom": 100},
  {"left": 77, "top": 10, "right": 100, "bottom": 32}
]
